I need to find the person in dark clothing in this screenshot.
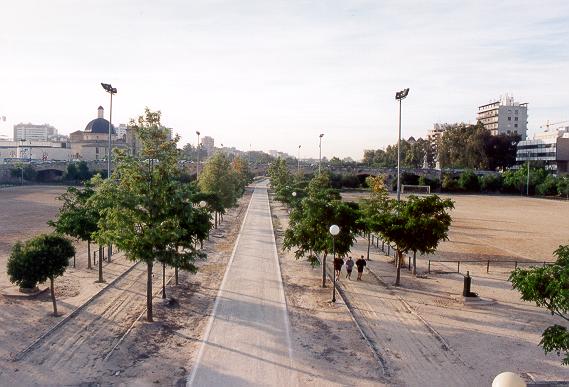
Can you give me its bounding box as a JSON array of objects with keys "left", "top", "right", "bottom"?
[
  {"left": 355, "top": 255, "right": 367, "bottom": 280},
  {"left": 345, "top": 256, "right": 354, "bottom": 279},
  {"left": 334, "top": 256, "right": 344, "bottom": 280}
]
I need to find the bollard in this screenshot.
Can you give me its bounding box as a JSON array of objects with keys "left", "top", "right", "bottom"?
[
  {"left": 463, "top": 271, "right": 472, "bottom": 297},
  {"left": 408, "top": 256, "right": 411, "bottom": 271},
  {"left": 457, "top": 261, "right": 460, "bottom": 273}
]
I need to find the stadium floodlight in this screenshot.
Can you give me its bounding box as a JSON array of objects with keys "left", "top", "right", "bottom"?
[{"left": 395, "top": 88, "right": 410, "bottom": 201}]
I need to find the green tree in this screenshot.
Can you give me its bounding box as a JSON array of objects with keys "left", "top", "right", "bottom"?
[
  {"left": 537, "top": 174, "right": 558, "bottom": 196},
  {"left": 458, "top": 170, "right": 481, "bottom": 192},
  {"left": 510, "top": 245, "right": 569, "bottom": 365},
  {"left": 64, "top": 162, "right": 79, "bottom": 181},
  {"left": 359, "top": 175, "right": 390, "bottom": 260},
  {"left": 198, "top": 152, "right": 240, "bottom": 211},
  {"left": 558, "top": 176, "right": 569, "bottom": 200},
  {"left": 283, "top": 174, "right": 361, "bottom": 287},
  {"left": 7, "top": 234, "right": 74, "bottom": 316},
  {"left": 49, "top": 184, "right": 99, "bottom": 270},
  {"left": 379, "top": 195, "right": 454, "bottom": 285},
  {"left": 92, "top": 108, "right": 204, "bottom": 322}
]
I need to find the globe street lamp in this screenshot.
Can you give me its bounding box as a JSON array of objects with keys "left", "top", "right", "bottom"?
[
  {"left": 492, "top": 372, "right": 526, "bottom": 387},
  {"left": 329, "top": 224, "right": 340, "bottom": 302},
  {"left": 196, "top": 131, "right": 201, "bottom": 179},
  {"left": 395, "top": 88, "right": 409, "bottom": 202},
  {"left": 319, "top": 133, "right": 324, "bottom": 174}
]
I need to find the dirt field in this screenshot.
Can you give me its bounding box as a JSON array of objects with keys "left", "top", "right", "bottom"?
[
  {"left": 342, "top": 192, "right": 569, "bottom": 266},
  {"left": 0, "top": 186, "right": 251, "bottom": 385},
  {"left": 339, "top": 192, "right": 569, "bottom": 383}
]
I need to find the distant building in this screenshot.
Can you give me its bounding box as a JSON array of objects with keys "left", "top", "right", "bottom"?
[
  {"left": 426, "top": 123, "right": 464, "bottom": 143},
  {"left": 116, "top": 123, "right": 128, "bottom": 141},
  {"left": 13, "top": 123, "right": 58, "bottom": 141},
  {"left": 0, "top": 140, "right": 70, "bottom": 162},
  {"left": 69, "top": 106, "right": 125, "bottom": 161},
  {"left": 201, "top": 136, "right": 215, "bottom": 156},
  {"left": 516, "top": 127, "right": 569, "bottom": 173},
  {"left": 477, "top": 95, "right": 528, "bottom": 139}
]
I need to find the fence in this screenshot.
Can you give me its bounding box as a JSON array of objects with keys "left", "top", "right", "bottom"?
[
  {"left": 368, "top": 233, "right": 554, "bottom": 274},
  {"left": 427, "top": 259, "right": 553, "bottom": 274}
]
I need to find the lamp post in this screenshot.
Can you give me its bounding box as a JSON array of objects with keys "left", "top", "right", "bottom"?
[
  {"left": 329, "top": 224, "right": 340, "bottom": 302},
  {"left": 101, "top": 83, "right": 117, "bottom": 180},
  {"left": 319, "top": 133, "right": 324, "bottom": 174},
  {"left": 395, "top": 88, "right": 409, "bottom": 202},
  {"left": 196, "top": 131, "right": 201, "bottom": 180},
  {"left": 297, "top": 145, "right": 301, "bottom": 175},
  {"left": 101, "top": 82, "right": 117, "bottom": 261}
]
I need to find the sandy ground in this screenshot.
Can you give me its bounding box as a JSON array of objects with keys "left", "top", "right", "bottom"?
[
  {"left": 270, "top": 194, "right": 387, "bottom": 386},
  {"left": 0, "top": 186, "right": 250, "bottom": 385},
  {"left": 339, "top": 192, "right": 569, "bottom": 384}
]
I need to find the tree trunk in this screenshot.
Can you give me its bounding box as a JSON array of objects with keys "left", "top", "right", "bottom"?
[
  {"left": 175, "top": 267, "right": 179, "bottom": 286},
  {"left": 322, "top": 253, "right": 327, "bottom": 288},
  {"left": 412, "top": 251, "right": 417, "bottom": 275},
  {"left": 162, "top": 262, "right": 166, "bottom": 299},
  {"left": 367, "top": 233, "right": 371, "bottom": 260},
  {"left": 97, "top": 245, "right": 104, "bottom": 282},
  {"left": 395, "top": 250, "right": 401, "bottom": 286},
  {"left": 147, "top": 261, "right": 154, "bottom": 322},
  {"left": 73, "top": 253, "right": 76, "bottom": 268},
  {"left": 215, "top": 212, "right": 218, "bottom": 228},
  {"left": 87, "top": 240, "right": 92, "bottom": 269},
  {"left": 50, "top": 277, "right": 58, "bottom": 316},
  {"left": 108, "top": 244, "right": 112, "bottom": 262}
]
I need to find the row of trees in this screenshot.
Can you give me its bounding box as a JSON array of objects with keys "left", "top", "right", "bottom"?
[
  {"left": 7, "top": 109, "right": 252, "bottom": 320},
  {"left": 268, "top": 158, "right": 454, "bottom": 286},
  {"left": 363, "top": 122, "right": 520, "bottom": 171}
]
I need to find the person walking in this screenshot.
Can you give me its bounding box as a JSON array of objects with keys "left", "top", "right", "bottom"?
[
  {"left": 334, "top": 256, "right": 344, "bottom": 280},
  {"left": 356, "top": 255, "right": 367, "bottom": 281},
  {"left": 345, "top": 256, "right": 354, "bottom": 279}
]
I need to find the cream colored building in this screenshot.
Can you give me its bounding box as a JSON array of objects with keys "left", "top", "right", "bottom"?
[{"left": 70, "top": 106, "right": 126, "bottom": 161}]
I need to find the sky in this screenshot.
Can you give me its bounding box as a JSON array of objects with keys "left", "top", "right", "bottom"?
[{"left": 1, "top": 0, "right": 568, "bottom": 160}]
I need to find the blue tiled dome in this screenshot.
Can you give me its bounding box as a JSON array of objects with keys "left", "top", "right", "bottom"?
[{"left": 85, "top": 118, "right": 115, "bottom": 134}]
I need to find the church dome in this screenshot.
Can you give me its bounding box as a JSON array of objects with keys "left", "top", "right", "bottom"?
[{"left": 84, "top": 118, "right": 115, "bottom": 134}]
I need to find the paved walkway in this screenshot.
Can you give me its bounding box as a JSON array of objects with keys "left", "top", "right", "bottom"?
[
  {"left": 188, "top": 182, "right": 297, "bottom": 387},
  {"left": 329, "top": 241, "right": 481, "bottom": 387}
]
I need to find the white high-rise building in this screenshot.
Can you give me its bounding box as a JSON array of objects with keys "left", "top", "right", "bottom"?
[
  {"left": 13, "top": 123, "right": 58, "bottom": 141},
  {"left": 201, "top": 136, "right": 215, "bottom": 156},
  {"left": 477, "top": 95, "right": 528, "bottom": 139}
]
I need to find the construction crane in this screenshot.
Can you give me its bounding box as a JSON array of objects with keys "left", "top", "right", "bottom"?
[{"left": 540, "top": 120, "right": 569, "bottom": 130}]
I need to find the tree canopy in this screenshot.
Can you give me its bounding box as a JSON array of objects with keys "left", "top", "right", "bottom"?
[
  {"left": 510, "top": 245, "right": 569, "bottom": 365},
  {"left": 7, "top": 234, "right": 74, "bottom": 316}
]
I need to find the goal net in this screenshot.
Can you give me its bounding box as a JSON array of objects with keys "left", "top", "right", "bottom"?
[{"left": 401, "top": 184, "right": 431, "bottom": 194}]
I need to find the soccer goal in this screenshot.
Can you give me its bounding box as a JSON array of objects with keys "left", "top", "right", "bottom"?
[{"left": 401, "top": 184, "right": 431, "bottom": 194}]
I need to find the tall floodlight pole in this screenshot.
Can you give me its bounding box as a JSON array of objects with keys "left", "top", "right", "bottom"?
[
  {"left": 101, "top": 83, "right": 117, "bottom": 180},
  {"left": 101, "top": 82, "right": 117, "bottom": 261},
  {"left": 395, "top": 88, "right": 410, "bottom": 202},
  {"left": 319, "top": 133, "right": 324, "bottom": 174},
  {"left": 297, "top": 145, "right": 301, "bottom": 174},
  {"left": 196, "top": 131, "right": 201, "bottom": 180}
]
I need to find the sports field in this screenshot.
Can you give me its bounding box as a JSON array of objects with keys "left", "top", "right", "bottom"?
[{"left": 342, "top": 192, "right": 569, "bottom": 266}]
